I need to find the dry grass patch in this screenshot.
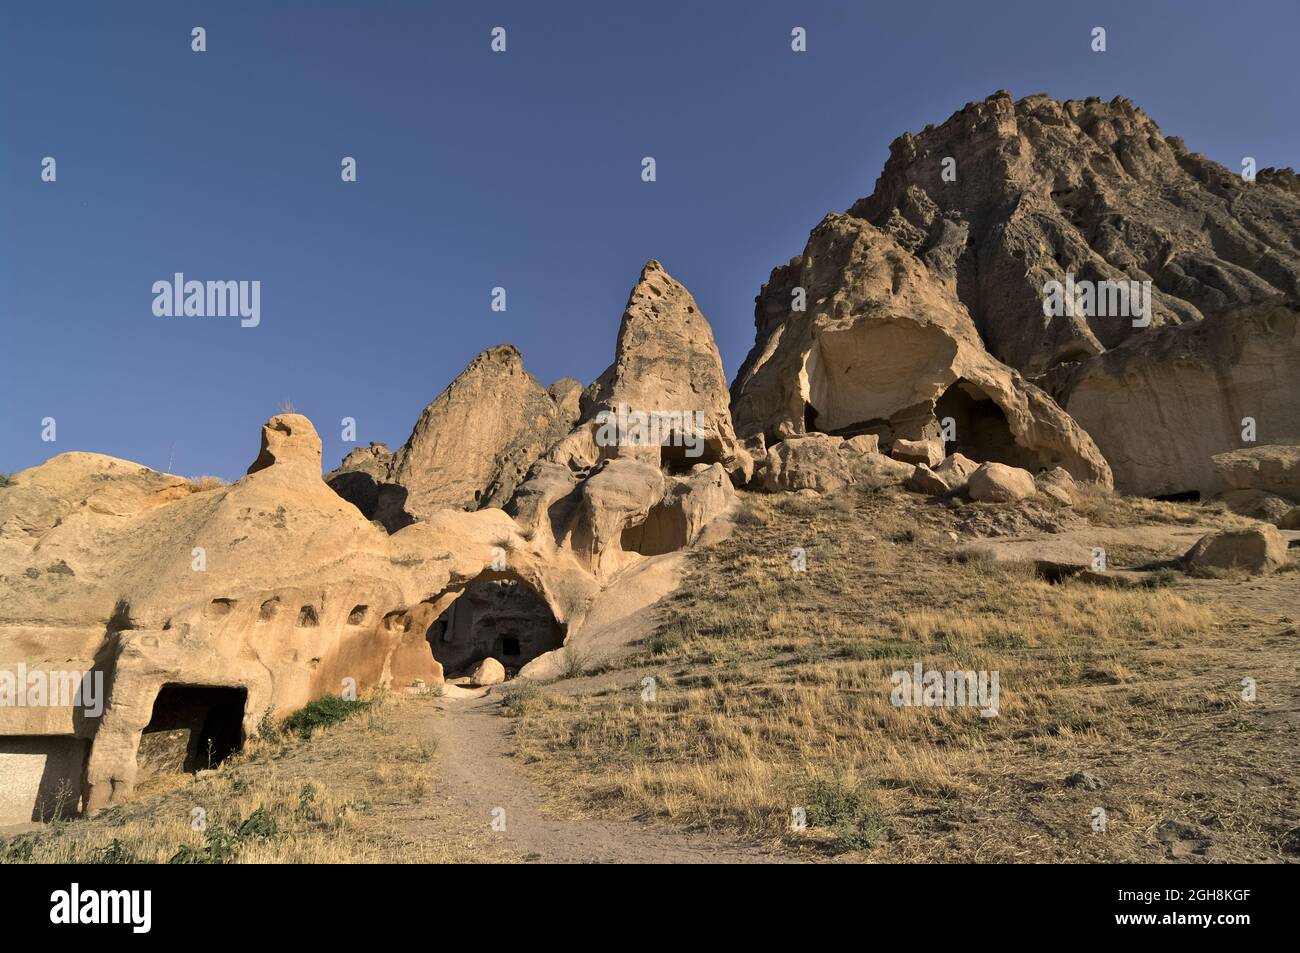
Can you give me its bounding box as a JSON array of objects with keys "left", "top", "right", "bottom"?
[{"left": 513, "top": 486, "right": 1299, "bottom": 861}]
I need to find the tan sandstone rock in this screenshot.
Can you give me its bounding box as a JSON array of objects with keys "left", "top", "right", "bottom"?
[
  {"left": 967, "top": 462, "right": 1038, "bottom": 502},
  {"left": 759, "top": 435, "right": 852, "bottom": 493},
  {"left": 574, "top": 261, "right": 751, "bottom": 482},
  {"left": 1213, "top": 445, "right": 1300, "bottom": 502},
  {"left": 730, "top": 213, "right": 1112, "bottom": 488},
  {"left": 1036, "top": 467, "right": 1080, "bottom": 506},
  {"left": 469, "top": 657, "right": 506, "bottom": 687},
  {"left": 891, "top": 438, "right": 944, "bottom": 467},
  {"left": 1182, "top": 526, "right": 1289, "bottom": 574}
]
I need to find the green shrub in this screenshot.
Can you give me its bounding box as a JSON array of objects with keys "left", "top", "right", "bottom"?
[
  {"left": 282, "top": 695, "right": 370, "bottom": 740},
  {"left": 802, "top": 774, "right": 887, "bottom": 852}
]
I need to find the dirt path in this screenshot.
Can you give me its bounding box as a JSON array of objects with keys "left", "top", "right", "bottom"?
[{"left": 416, "top": 691, "right": 789, "bottom": 863}]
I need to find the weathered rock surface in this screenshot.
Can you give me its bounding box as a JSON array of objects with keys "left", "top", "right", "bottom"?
[
  {"left": 1216, "top": 489, "right": 1296, "bottom": 525},
  {"left": 1213, "top": 445, "right": 1300, "bottom": 502},
  {"left": 892, "top": 438, "right": 943, "bottom": 467},
  {"left": 557, "top": 262, "right": 752, "bottom": 482},
  {"left": 385, "top": 345, "right": 575, "bottom": 518},
  {"left": 730, "top": 209, "right": 1112, "bottom": 487},
  {"left": 851, "top": 91, "right": 1300, "bottom": 377},
  {"left": 1182, "top": 526, "right": 1289, "bottom": 574},
  {"left": 906, "top": 465, "right": 951, "bottom": 496},
  {"left": 759, "top": 434, "right": 853, "bottom": 493},
  {"left": 967, "top": 462, "right": 1038, "bottom": 502},
  {"left": 1063, "top": 303, "right": 1300, "bottom": 496},
  {"left": 1036, "top": 467, "right": 1080, "bottom": 506},
  {"left": 469, "top": 656, "right": 506, "bottom": 687},
  {"left": 733, "top": 90, "right": 1299, "bottom": 499}
]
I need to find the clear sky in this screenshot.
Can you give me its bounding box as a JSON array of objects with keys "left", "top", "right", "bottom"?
[{"left": 3, "top": 0, "right": 1296, "bottom": 480}]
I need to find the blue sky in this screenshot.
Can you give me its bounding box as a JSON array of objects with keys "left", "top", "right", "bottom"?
[{"left": 3, "top": 0, "right": 1296, "bottom": 480}]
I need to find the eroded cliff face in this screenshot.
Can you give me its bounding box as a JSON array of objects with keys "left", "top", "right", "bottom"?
[
  {"left": 0, "top": 262, "right": 750, "bottom": 820},
  {"left": 733, "top": 91, "right": 1299, "bottom": 495}
]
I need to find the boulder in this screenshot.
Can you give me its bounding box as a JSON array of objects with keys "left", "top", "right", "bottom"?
[
  {"left": 935, "top": 453, "right": 979, "bottom": 488},
  {"left": 469, "top": 657, "right": 506, "bottom": 687},
  {"left": 1216, "top": 489, "right": 1296, "bottom": 525},
  {"left": 906, "top": 465, "right": 950, "bottom": 496},
  {"left": 967, "top": 462, "right": 1037, "bottom": 503},
  {"left": 1212, "top": 446, "right": 1300, "bottom": 502},
  {"left": 1182, "top": 526, "right": 1289, "bottom": 574},
  {"left": 891, "top": 438, "right": 943, "bottom": 467},
  {"left": 758, "top": 434, "right": 852, "bottom": 493},
  {"left": 843, "top": 434, "right": 880, "bottom": 455},
  {"left": 854, "top": 453, "right": 917, "bottom": 489},
  {"left": 1036, "top": 467, "right": 1080, "bottom": 506}
]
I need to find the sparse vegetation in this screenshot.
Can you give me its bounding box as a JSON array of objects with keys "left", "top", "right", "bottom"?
[
  {"left": 510, "top": 484, "right": 1298, "bottom": 862},
  {"left": 0, "top": 693, "right": 507, "bottom": 864},
  {"left": 282, "top": 694, "right": 370, "bottom": 739}
]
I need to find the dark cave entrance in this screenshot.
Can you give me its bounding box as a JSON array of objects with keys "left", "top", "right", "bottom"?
[
  {"left": 933, "top": 379, "right": 1039, "bottom": 469},
  {"left": 137, "top": 684, "right": 246, "bottom": 774},
  {"left": 425, "top": 578, "right": 564, "bottom": 676}
]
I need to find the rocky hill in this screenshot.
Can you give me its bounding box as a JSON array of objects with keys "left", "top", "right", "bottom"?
[{"left": 733, "top": 91, "right": 1300, "bottom": 497}]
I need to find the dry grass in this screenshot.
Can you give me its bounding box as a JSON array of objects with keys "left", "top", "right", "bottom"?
[
  {"left": 182, "top": 474, "right": 228, "bottom": 493},
  {"left": 512, "top": 485, "right": 1300, "bottom": 861},
  {"left": 1, "top": 693, "right": 510, "bottom": 864}
]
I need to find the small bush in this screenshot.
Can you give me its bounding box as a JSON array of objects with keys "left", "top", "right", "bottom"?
[
  {"left": 647, "top": 624, "right": 686, "bottom": 656},
  {"left": 501, "top": 679, "right": 543, "bottom": 717},
  {"left": 560, "top": 646, "right": 592, "bottom": 679},
  {"left": 282, "top": 695, "right": 370, "bottom": 740},
  {"left": 1142, "top": 567, "right": 1181, "bottom": 588},
  {"left": 802, "top": 774, "right": 887, "bottom": 852},
  {"left": 169, "top": 807, "right": 278, "bottom": 864},
  {"left": 91, "top": 838, "right": 140, "bottom": 864}
]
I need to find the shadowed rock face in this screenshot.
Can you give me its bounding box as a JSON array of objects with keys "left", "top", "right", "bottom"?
[
  {"left": 851, "top": 90, "right": 1300, "bottom": 377},
  {"left": 731, "top": 212, "right": 1113, "bottom": 486},
  {"left": 733, "top": 91, "right": 1300, "bottom": 495},
  {"left": 1062, "top": 302, "right": 1300, "bottom": 497}
]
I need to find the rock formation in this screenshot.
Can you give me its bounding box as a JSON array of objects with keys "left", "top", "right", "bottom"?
[
  {"left": 0, "top": 262, "right": 752, "bottom": 824},
  {"left": 731, "top": 213, "right": 1113, "bottom": 486},
  {"left": 733, "top": 91, "right": 1300, "bottom": 498},
  {"left": 549, "top": 261, "right": 752, "bottom": 482},
  {"left": 328, "top": 345, "right": 577, "bottom": 530}
]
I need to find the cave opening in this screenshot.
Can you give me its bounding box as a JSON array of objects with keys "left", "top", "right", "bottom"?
[
  {"left": 934, "top": 379, "right": 1040, "bottom": 470},
  {"left": 425, "top": 577, "right": 564, "bottom": 677},
  {"left": 137, "top": 684, "right": 246, "bottom": 775}
]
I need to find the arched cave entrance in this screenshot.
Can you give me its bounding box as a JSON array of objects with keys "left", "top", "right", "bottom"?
[
  {"left": 137, "top": 684, "right": 246, "bottom": 775},
  {"left": 934, "top": 379, "right": 1040, "bottom": 470},
  {"left": 425, "top": 578, "right": 564, "bottom": 677}
]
